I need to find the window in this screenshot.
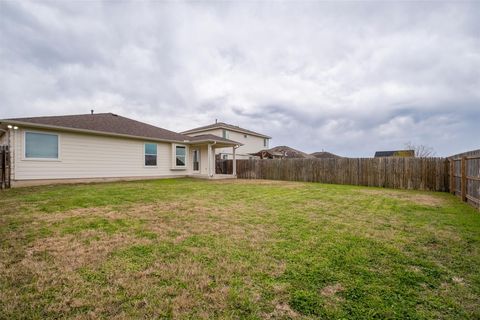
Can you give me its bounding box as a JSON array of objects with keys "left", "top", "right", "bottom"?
[
  {"left": 193, "top": 149, "right": 200, "bottom": 171},
  {"left": 264, "top": 138, "right": 268, "bottom": 147},
  {"left": 144, "top": 143, "right": 157, "bottom": 166},
  {"left": 25, "top": 132, "right": 58, "bottom": 159},
  {"left": 222, "top": 129, "right": 229, "bottom": 139},
  {"left": 175, "top": 145, "right": 186, "bottom": 167},
  {"left": 244, "top": 134, "right": 247, "bottom": 138}
]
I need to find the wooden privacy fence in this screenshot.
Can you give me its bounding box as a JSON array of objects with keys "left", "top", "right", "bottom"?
[
  {"left": 0, "top": 146, "right": 11, "bottom": 189},
  {"left": 449, "top": 150, "right": 480, "bottom": 210},
  {"left": 219, "top": 157, "right": 449, "bottom": 191}
]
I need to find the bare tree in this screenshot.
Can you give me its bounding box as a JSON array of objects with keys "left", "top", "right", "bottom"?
[{"left": 404, "top": 142, "right": 436, "bottom": 158}]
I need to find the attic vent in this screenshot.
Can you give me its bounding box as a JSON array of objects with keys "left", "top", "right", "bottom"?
[{"left": 111, "top": 113, "right": 118, "bottom": 116}]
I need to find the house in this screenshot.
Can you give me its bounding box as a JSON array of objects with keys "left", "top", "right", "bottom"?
[
  {"left": 310, "top": 151, "right": 342, "bottom": 159},
  {"left": 0, "top": 113, "right": 242, "bottom": 187},
  {"left": 181, "top": 121, "right": 271, "bottom": 160},
  {"left": 250, "top": 149, "right": 284, "bottom": 159},
  {"left": 252, "top": 146, "right": 314, "bottom": 159},
  {"left": 374, "top": 150, "right": 415, "bottom": 157}
]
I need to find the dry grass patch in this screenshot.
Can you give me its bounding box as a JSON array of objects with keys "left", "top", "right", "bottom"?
[
  {"left": 212, "top": 178, "right": 306, "bottom": 188},
  {"left": 28, "top": 232, "right": 149, "bottom": 272},
  {"left": 358, "top": 189, "right": 446, "bottom": 207}
]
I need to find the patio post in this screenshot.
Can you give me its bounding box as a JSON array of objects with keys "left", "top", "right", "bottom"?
[
  {"left": 232, "top": 146, "right": 237, "bottom": 176},
  {"left": 207, "top": 143, "right": 212, "bottom": 177}
]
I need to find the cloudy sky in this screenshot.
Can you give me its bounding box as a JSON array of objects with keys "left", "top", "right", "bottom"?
[{"left": 1, "top": 1, "right": 479, "bottom": 156}]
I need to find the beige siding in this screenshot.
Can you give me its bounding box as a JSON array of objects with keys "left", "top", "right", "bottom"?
[
  {"left": 13, "top": 128, "right": 192, "bottom": 181},
  {"left": 216, "top": 131, "right": 267, "bottom": 159}
]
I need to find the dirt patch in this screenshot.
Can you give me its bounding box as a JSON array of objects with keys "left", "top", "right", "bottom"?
[
  {"left": 320, "top": 283, "right": 344, "bottom": 297},
  {"left": 320, "top": 283, "right": 345, "bottom": 310},
  {"left": 264, "top": 303, "right": 300, "bottom": 319}
]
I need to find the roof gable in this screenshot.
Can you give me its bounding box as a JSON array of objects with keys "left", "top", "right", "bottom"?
[
  {"left": 188, "top": 134, "right": 243, "bottom": 145},
  {"left": 182, "top": 122, "right": 271, "bottom": 139}
]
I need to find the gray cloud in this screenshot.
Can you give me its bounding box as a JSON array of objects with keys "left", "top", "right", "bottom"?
[{"left": 0, "top": 1, "right": 479, "bottom": 156}]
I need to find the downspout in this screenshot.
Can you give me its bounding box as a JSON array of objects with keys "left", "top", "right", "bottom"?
[{"left": 8, "top": 127, "right": 14, "bottom": 186}]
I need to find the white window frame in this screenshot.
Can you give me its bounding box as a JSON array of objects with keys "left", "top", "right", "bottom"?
[
  {"left": 264, "top": 138, "right": 268, "bottom": 147},
  {"left": 23, "top": 130, "right": 61, "bottom": 161},
  {"left": 144, "top": 142, "right": 158, "bottom": 167},
  {"left": 172, "top": 144, "right": 188, "bottom": 170},
  {"left": 222, "top": 129, "right": 229, "bottom": 139}
]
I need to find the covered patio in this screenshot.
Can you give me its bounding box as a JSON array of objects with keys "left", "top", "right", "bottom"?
[{"left": 187, "top": 134, "right": 241, "bottom": 180}]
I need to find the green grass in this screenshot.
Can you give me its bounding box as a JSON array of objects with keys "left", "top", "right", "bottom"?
[{"left": 0, "top": 178, "right": 479, "bottom": 319}]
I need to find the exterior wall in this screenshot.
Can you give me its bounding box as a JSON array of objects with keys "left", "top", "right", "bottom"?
[
  {"left": 187, "top": 128, "right": 268, "bottom": 160},
  {"left": 12, "top": 127, "right": 192, "bottom": 181},
  {"left": 216, "top": 131, "right": 267, "bottom": 159}
]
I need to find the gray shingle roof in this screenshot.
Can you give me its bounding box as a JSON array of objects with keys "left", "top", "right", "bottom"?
[
  {"left": 182, "top": 122, "right": 271, "bottom": 139},
  {"left": 4, "top": 113, "right": 189, "bottom": 142},
  {"left": 188, "top": 134, "right": 242, "bottom": 145},
  {"left": 310, "top": 151, "right": 342, "bottom": 159},
  {"left": 262, "top": 146, "right": 315, "bottom": 159}
]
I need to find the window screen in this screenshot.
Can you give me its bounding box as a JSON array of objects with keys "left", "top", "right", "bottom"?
[
  {"left": 145, "top": 143, "right": 157, "bottom": 166},
  {"left": 25, "top": 132, "right": 58, "bottom": 159},
  {"left": 175, "top": 146, "right": 186, "bottom": 166}
]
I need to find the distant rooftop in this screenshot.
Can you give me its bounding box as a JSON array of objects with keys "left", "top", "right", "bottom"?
[
  {"left": 374, "top": 150, "right": 415, "bottom": 157},
  {"left": 182, "top": 121, "right": 271, "bottom": 139},
  {"left": 310, "top": 151, "right": 342, "bottom": 159},
  {"left": 255, "top": 146, "right": 314, "bottom": 159}
]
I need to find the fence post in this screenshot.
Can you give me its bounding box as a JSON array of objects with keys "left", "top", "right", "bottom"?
[
  {"left": 461, "top": 156, "right": 467, "bottom": 202},
  {"left": 1, "top": 146, "right": 4, "bottom": 189},
  {"left": 449, "top": 160, "right": 455, "bottom": 194}
]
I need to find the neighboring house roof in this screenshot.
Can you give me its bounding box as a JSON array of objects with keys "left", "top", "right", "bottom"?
[
  {"left": 374, "top": 150, "right": 415, "bottom": 157},
  {"left": 447, "top": 149, "right": 480, "bottom": 160},
  {"left": 310, "top": 151, "right": 342, "bottom": 159},
  {"left": 182, "top": 122, "right": 271, "bottom": 139},
  {"left": 250, "top": 150, "right": 284, "bottom": 158},
  {"left": 263, "top": 146, "right": 315, "bottom": 159},
  {"left": 1, "top": 113, "right": 241, "bottom": 145}
]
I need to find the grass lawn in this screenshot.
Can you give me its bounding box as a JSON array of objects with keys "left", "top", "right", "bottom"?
[{"left": 0, "top": 178, "right": 479, "bottom": 319}]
